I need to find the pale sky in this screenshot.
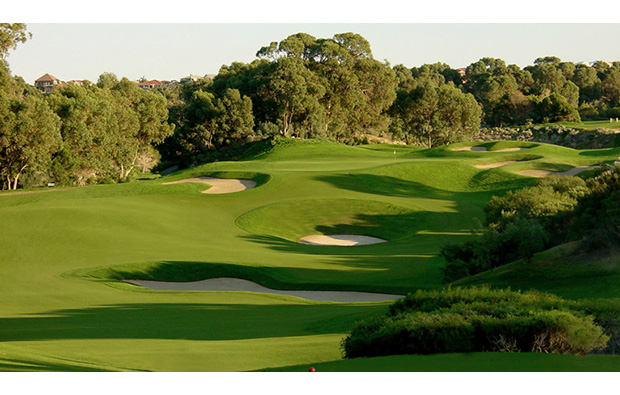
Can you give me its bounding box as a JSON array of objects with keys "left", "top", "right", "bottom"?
[{"left": 5, "top": 2, "right": 620, "bottom": 84}]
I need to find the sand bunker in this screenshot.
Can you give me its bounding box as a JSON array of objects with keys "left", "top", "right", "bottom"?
[
  {"left": 519, "top": 165, "right": 600, "bottom": 178},
  {"left": 452, "top": 146, "right": 529, "bottom": 152},
  {"left": 452, "top": 146, "right": 489, "bottom": 152},
  {"left": 474, "top": 160, "right": 518, "bottom": 169},
  {"left": 125, "top": 277, "right": 403, "bottom": 303},
  {"left": 163, "top": 176, "right": 256, "bottom": 194},
  {"left": 299, "top": 234, "right": 387, "bottom": 246}
]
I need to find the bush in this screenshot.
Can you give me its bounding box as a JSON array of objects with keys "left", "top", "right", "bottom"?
[{"left": 342, "top": 288, "right": 610, "bottom": 358}]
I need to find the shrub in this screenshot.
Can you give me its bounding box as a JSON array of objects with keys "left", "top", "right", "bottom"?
[{"left": 342, "top": 288, "right": 610, "bottom": 358}]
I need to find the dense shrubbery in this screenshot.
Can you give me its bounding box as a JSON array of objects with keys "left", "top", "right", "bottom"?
[
  {"left": 342, "top": 287, "right": 610, "bottom": 358},
  {"left": 440, "top": 166, "right": 620, "bottom": 283}
]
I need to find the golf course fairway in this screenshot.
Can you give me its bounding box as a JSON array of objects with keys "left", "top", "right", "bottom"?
[{"left": 1, "top": 138, "right": 619, "bottom": 372}]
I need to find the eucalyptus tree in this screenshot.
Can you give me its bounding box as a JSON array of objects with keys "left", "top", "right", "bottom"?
[
  {"left": 0, "top": 95, "right": 61, "bottom": 189},
  {"left": 259, "top": 56, "right": 325, "bottom": 137},
  {"left": 255, "top": 32, "right": 397, "bottom": 141},
  {"left": 390, "top": 80, "right": 481, "bottom": 147},
  {"left": 0, "top": 23, "right": 31, "bottom": 59}
]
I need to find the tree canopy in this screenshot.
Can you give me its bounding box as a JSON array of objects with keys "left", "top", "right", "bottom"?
[{"left": 0, "top": 23, "right": 31, "bottom": 59}]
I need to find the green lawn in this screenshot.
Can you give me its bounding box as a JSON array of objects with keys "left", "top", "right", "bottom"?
[{"left": 1, "top": 138, "right": 618, "bottom": 372}]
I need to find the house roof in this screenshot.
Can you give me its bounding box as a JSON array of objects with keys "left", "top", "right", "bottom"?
[
  {"left": 35, "top": 73, "right": 60, "bottom": 82},
  {"left": 138, "top": 80, "right": 163, "bottom": 86}
]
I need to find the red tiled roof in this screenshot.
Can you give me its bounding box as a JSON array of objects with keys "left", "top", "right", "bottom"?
[
  {"left": 35, "top": 73, "right": 60, "bottom": 82},
  {"left": 137, "top": 80, "right": 163, "bottom": 86}
]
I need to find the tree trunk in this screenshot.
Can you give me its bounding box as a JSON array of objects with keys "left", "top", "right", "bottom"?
[{"left": 9, "top": 164, "right": 27, "bottom": 190}]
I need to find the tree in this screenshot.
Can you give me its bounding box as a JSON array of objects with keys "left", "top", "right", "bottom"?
[
  {"left": 491, "top": 90, "right": 535, "bottom": 126},
  {"left": 260, "top": 56, "right": 325, "bottom": 137},
  {"left": 600, "top": 68, "right": 620, "bottom": 107},
  {"left": 0, "top": 96, "right": 61, "bottom": 189},
  {"left": 572, "top": 65, "right": 601, "bottom": 104},
  {"left": 536, "top": 92, "right": 581, "bottom": 122},
  {"left": 97, "top": 72, "right": 119, "bottom": 89},
  {"left": 390, "top": 81, "right": 481, "bottom": 147},
  {"left": 0, "top": 23, "right": 31, "bottom": 59}
]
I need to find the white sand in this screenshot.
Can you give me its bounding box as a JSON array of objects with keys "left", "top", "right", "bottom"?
[
  {"left": 125, "top": 277, "right": 404, "bottom": 303},
  {"left": 163, "top": 176, "right": 256, "bottom": 194},
  {"left": 519, "top": 165, "right": 600, "bottom": 178},
  {"left": 452, "top": 146, "right": 529, "bottom": 152},
  {"left": 474, "top": 160, "right": 518, "bottom": 169},
  {"left": 299, "top": 234, "right": 387, "bottom": 246},
  {"left": 493, "top": 147, "right": 529, "bottom": 152},
  {"left": 452, "top": 146, "right": 489, "bottom": 152}
]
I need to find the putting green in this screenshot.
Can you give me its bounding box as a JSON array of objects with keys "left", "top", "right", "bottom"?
[{"left": 1, "top": 138, "right": 618, "bottom": 372}]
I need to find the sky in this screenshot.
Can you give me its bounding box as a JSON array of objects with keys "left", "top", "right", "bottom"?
[
  {"left": 7, "top": 23, "right": 620, "bottom": 85},
  {"left": 4, "top": 1, "right": 620, "bottom": 84}
]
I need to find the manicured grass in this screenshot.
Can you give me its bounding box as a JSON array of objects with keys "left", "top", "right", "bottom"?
[
  {"left": 1, "top": 138, "right": 618, "bottom": 372},
  {"left": 259, "top": 352, "right": 620, "bottom": 372}
]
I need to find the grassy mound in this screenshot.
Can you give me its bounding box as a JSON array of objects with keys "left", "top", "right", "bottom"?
[{"left": 236, "top": 198, "right": 421, "bottom": 243}]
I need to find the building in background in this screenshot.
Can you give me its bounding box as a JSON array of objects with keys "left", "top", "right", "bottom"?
[{"left": 34, "top": 73, "right": 61, "bottom": 93}]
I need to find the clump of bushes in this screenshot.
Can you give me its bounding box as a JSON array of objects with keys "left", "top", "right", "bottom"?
[
  {"left": 440, "top": 167, "right": 620, "bottom": 283},
  {"left": 341, "top": 287, "right": 610, "bottom": 359}
]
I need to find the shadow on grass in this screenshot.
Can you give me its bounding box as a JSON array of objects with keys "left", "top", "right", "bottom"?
[
  {"left": 577, "top": 146, "right": 620, "bottom": 157},
  {"left": 78, "top": 258, "right": 428, "bottom": 294},
  {"left": 0, "top": 303, "right": 385, "bottom": 343},
  {"left": 314, "top": 173, "right": 530, "bottom": 203}
]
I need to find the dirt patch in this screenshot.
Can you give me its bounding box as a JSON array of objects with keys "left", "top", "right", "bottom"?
[
  {"left": 125, "top": 277, "right": 403, "bottom": 303},
  {"left": 474, "top": 160, "right": 518, "bottom": 169},
  {"left": 163, "top": 177, "right": 256, "bottom": 194},
  {"left": 519, "top": 165, "right": 600, "bottom": 178},
  {"left": 299, "top": 234, "right": 387, "bottom": 246},
  {"left": 0, "top": 188, "right": 68, "bottom": 197}
]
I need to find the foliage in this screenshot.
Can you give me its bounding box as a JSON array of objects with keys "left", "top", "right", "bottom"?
[
  {"left": 0, "top": 94, "right": 61, "bottom": 189},
  {"left": 389, "top": 80, "right": 481, "bottom": 147},
  {"left": 0, "top": 23, "right": 31, "bottom": 58},
  {"left": 441, "top": 165, "right": 620, "bottom": 283},
  {"left": 342, "top": 287, "right": 610, "bottom": 358}
]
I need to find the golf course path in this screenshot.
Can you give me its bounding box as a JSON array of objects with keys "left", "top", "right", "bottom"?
[
  {"left": 125, "top": 277, "right": 404, "bottom": 302},
  {"left": 519, "top": 165, "right": 600, "bottom": 178},
  {"left": 474, "top": 160, "right": 518, "bottom": 169},
  {"left": 299, "top": 234, "right": 387, "bottom": 246},
  {"left": 163, "top": 176, "right": 256, "bottom": 194},
  {"left": 452, "top": 146, "right": 529, "bottom": 152}
]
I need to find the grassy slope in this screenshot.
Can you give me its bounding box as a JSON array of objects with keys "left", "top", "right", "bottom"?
[
  {"left": 451, "top": 244, "right": 620, "bottom": 300},
  {"left": 1, "top": 138, "right": 618, "bottom": 372}
]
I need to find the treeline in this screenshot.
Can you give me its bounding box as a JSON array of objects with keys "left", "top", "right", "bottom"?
[
  {"left": 161, "top": 34, "right": 620, "bottom": 164},
  {"left": 3, "top": 25, "right": 620, "bottom": 189},
  {"left": 441, "top": 163, "right": 620, "bottom": 282},
  {"left": 0, "top": 60, "right": 173, "bottom": 189}
]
